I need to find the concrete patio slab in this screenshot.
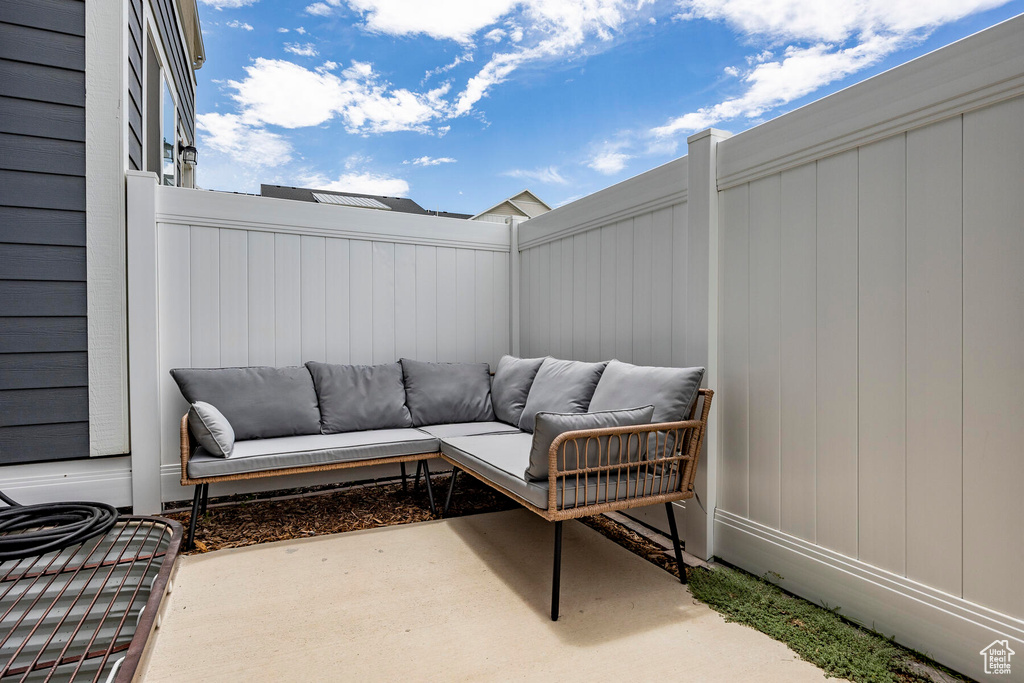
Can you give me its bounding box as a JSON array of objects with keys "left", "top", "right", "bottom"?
[{"left": 140, "top": 510, "right": 830, "bottom": 682}]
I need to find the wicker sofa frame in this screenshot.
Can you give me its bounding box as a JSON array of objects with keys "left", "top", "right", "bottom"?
[
  {"left": 179, "top": 417, "right": 442, "bottom": 548},
  {"left": 441, "top": 388, "right": 713, "bottom": 619},
  {"left": 178, "top": 387, "right": 712, "bottom": 621}
]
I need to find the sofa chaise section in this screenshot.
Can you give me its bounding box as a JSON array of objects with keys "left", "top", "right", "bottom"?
[{"left": 439, "top": 432, "right": 676, "bottom": 511}]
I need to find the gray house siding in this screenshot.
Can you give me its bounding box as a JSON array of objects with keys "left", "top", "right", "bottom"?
[
  {"left": 128, "top": 0, "right": 196, "bottom": 172},
  {"left": 128, "top": 0, "right": 144, "bottom": 171},
  {"left": 0, "top": 0, "right": 89, "bottom": 464},
  {"left": 153, "top": 0, "right": 196, "bottom": 145}
]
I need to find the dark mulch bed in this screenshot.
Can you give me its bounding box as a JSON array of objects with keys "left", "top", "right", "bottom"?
[{"left": 164, "top": 473, "right": 517, "bottom": 554}]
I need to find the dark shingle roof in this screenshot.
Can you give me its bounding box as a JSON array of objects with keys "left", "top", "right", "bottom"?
[{"left": 261, "top": 184, "right": 460, "bottom": 216}]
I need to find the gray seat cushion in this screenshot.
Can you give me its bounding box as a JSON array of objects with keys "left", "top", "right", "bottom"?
[
  {"left": 187, "top": 401, "right": 235, "bottom": 457},
  {"left": 525, "top": 405, "right": 654, "bottom": 481},
  {"left": 400, "top": 358, "right": 495, "bottom": 426},
  {"left": 490, "top": 355, "right": 546, "bottom": 426},
  {"left": 441, "top": 433, "right": 673, "bottom": 510},
  {"left": 416, "top": 422, "right": 522, "bottom": 439},
  {"left": 171, "top": 366, "right": 321, "bottom": 440},
  {"left": 588, "top": 360, "right": 705, "bottom": 423},
  {"left": 306, "top": 361, "right": 413, "bottom": 433},
  {"left": 517, "top": 358, "right": 608, "bottom": 433},
  {"left": 187, "top": 429, "right": 439, "bottom": 479}
]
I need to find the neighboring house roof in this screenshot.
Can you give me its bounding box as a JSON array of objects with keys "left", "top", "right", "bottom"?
[
  {"left": 260, "top": 184, "right": 529, "bottom": 222},
  {"left": 470, "top": 189, "right": 552, "bottom": 221},
  {"left": 261, "top": 185, "right": 432, "bottom": 216}
]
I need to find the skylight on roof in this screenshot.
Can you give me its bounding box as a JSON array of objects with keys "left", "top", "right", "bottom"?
[{"left": 312, "top": 192, "right": 391, "bottom": 210}]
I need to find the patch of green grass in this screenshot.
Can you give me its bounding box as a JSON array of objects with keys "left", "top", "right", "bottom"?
[{"left": 686, "top": 565, "right": 964, "bottom": 683}]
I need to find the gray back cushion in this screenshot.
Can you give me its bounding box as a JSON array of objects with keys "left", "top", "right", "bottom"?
[
  {"left": 306, "top": 361, "right": 413, "bottom": 434},
  {"left": 588, "top": 360, "right": 706, "bottom": 423},
  {"left": 517, "top": 358, "right": 608, "bottom": 433},
  {"left": 400, "top": 358, "right": 495, "bottom": 426},
  {"left": 526, "top": 405, "right": 654, "bottom": 481},
  {"left": 188, "top": 401, "right": 235, "bottom": 457},
  {"left": 170, "top": 366, "right": 321, "bottom": 441},
  {"left": 491, "top": 355, "right": 546, "bottom": 426}
]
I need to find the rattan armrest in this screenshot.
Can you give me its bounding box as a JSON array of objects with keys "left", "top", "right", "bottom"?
[
  {"left": 179, "top": 414, "right": 197, "bottom": 485},
  {"left": 543, "top": 389, "right": 713, "bottom": 512}
]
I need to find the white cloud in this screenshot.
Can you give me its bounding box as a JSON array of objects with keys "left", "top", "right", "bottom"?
[
  {"left": 300, "top": 171, "right": 410, "bottom": 195},
  {"left": 588, "top": 151, "right": 631, "bottom": 174},
  {"left": 278, "top": 27, "right": 289, "bottom": 32},
  {"left": 345, "top": 0, "right": 519, "bottom": 42},
  {"left": 403, "top": 156, "right": 457, "bottom": 166},
  {"left": 675, "top": 0, "right": 1008, "bottom": 45},
  {"left": 284, "top": 42, "right": 319, "bottom": 57},
  {"left": 199, "top": 0, "right": 257, "bottom": 8},
  {"left": 296, "top": 27, "right": 308, "bottom": 34},
  {"left": 723, "top": 65, "right": 739, "bottom": 77},
  {"left": 652, "top": 0, "right": 1012, "bottom": 137},
  {"left": 226, "top": 20, "right": 254, "bottom": 30},
  {"left": 305, "top": 2, "right": 334, "bottom": 16},
  {"left": 228, "top": 58, "right": 453, "bottom": 134},
  {"left": 484, "top": 28, "right": 506, "bottom": 42},
  {"left": 423, "top": 52, "right": 474, "bottom": 82},
  {"left": 196, "top": 112, "right": 293, "bottom": 166},
  {"left": 504, "top": 166, "right": 568, "bottom": 185}
]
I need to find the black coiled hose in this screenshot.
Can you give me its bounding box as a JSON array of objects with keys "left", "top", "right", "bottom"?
[{"left": 0, "top": 490, "right": 119, "bottom": 562}]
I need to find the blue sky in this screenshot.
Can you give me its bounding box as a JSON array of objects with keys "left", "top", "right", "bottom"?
[{"left": 194, "top": 0, "right": 1023, "bottom": 214}]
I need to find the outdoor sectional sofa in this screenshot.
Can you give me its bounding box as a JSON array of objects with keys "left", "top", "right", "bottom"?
[{"left": 173, "top": 356, "right": 713, "bottom": 620}]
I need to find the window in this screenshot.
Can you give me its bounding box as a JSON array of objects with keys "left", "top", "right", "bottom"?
[
  {"left": 145, "top": 34, "right": 180, "bottom": 186},
  {"left": 162, "top": 77, "right": 176, "bottom": 186}
]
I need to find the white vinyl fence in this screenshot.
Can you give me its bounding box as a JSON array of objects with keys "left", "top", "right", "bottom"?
[
  {"left": 709, "top": 18, "right": 1024, "bottom": 678},
  {"left": 515, "top": 152, "right": 721, "bottom": 557},
  {"left": 102, "top": 14, "right": 1024, "bottom": 680},
  {"left": 126, "top": 175, "right": 511, "bottom": 509}
]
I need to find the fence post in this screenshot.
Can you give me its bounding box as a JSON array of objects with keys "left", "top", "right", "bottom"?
[
  {"left": 126, "top": 171, "right": 162, "bottom": 514},
  {"left": 685, "top": 128, "right": 732, "bottom": 561},
  {"left": 509, "top": 217, "right": 521, "bottom": 357}
]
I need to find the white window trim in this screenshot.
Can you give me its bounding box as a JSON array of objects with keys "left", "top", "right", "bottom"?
[{"left": 85, "top": 0, "right": 130, "bottom": 457}]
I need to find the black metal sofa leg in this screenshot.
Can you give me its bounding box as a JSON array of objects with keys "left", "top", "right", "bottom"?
[
  {"left": 421, "top": 461, "right": 437, "bottom": 515},
  {"left": 413, "top": 461, "right": 423, "bottom": 491},
  {"left": 186, "top": 484, "right": 203, "bottom": 551},
  {"left": 551, "top": 521, "right": 563, "bottom": 621},
  {"left": 200, "top": 483, "right": 210, "bottom": 516},
  {"left": 442, "top": 467, "right": 460, "bottom": 517},
  {"left": 400, "top": 462, "right": 408, "bottom": 492},
  {"left": 666, "top": 502, "right": 687, "bottom": 584}
]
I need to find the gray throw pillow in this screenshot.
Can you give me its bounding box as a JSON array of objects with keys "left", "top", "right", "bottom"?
[
  {"left": 188, "top": 401, "right": 235, "bottom": 457},
  {"left": 170, "top": 366, "right": 321, "bottom": 441},
  {"left": 400, "top": 358, "right": 495, "bottom": 426},
  {"left": 491, "top": 355, "right": 546, "bottom": 426},
  {"left": 525, "top": 405, "right": 655, "bottom": 481},
  {"left": 517, "top": 358, "right": 608, "bottom": 433},
  {"left": 306, "top": 361, "right": 413, "bottom": 433},
  {"left": 588, "top": 360, "right": 706, "bottom": 423}
]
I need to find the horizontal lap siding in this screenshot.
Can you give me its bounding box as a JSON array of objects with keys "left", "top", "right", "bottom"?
[
  {"left": 151, "top": 0, "right": 194, "bottom": 145},
  {"left": 0, "top": 0, "right": 88, "bottom": 464},
  {"left": 127, "top": 0, "right": 142, "bottom": 169},
  {"left": 157, "top": 222, "right": 511, "bottom": 470}
]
